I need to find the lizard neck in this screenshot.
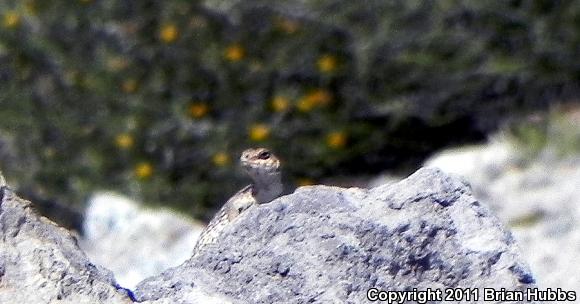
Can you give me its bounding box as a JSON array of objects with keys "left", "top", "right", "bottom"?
[{"left": 251, "top": 174, "right": 283, "bottom": 204}]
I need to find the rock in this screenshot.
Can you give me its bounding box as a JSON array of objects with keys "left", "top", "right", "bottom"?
[
  {"left": 425, "top": 141, "right": 580, "bottom": 295},
  {"left": 79, "top": 192, "right": 205, "bottom": 290},
  {"left": 424, "top": 141, "right": 528, "bottom": 220},
  {"left": 0, "top": 185, "right": 132, "bottom": 304},
  {"left": 134, "top": 167, "right": 537, "bottom": 303},
  {"left": 0, "top": 167, "right": 542, "bottom": 303}
]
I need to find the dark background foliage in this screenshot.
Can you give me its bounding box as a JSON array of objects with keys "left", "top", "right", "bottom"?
[{"left": 1, "top": 0, "right": 578, "bottom": 226}]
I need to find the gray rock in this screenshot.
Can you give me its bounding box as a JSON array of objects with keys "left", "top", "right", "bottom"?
[
  {"left": 425, "top": 142, "right": 580, "bottom": 296},
  {"left": 135, "top": 167, "right": 537, "bottom": 303},
  {"left": 0, "top": 186, "right": 132, "bottom": 304}
]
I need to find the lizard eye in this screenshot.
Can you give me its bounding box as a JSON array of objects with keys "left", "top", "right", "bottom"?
[{"left": 257, "top": 150, "right": 271, "bottom": 159}]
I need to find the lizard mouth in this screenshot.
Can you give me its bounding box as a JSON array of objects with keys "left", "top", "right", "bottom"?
[{"left": 240, "top": 159, "right": 252, "bottom": 169}]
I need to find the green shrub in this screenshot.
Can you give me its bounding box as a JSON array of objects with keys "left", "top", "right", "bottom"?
[{"left": 1, "top": 0, "right": 578, "bottom": 219}]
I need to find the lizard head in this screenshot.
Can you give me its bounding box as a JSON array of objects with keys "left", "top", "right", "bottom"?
[
  {"left": 240, "top": 147, "right": 283, "bottom": 204},
  {"left": 240, "top": 147, "right": 281, "bottom": 179}
]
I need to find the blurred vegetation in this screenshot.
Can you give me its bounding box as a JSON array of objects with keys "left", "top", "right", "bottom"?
[
  {"left": 507, "top": 104, "right": 580, "bottom": 160},
  {"left": 0, "top": 0, "right": 579, "bottom": 221}
]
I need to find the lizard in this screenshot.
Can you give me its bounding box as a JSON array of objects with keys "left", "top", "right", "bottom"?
[{"left": 192, "top": 147, "right": 283, "bottom": 255}]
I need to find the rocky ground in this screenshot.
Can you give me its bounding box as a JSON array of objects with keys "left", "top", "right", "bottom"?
[
  {"left": 81, "top": 138, "right": 580, "bottom": 301},
  {"left": 423, "top": 140, "right": 580, "bottom": 297},
  {"left": 0, "top": 167, "right": 539, "bottom": 303},
  {"left": 0, "top": 132, "right": 580, "bottom": 303},
  {"left": 134, "top": 168, "right": 537, "bottom": 303}
]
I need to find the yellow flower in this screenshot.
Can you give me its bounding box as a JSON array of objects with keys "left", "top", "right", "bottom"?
[
  {"left": 309, "top": 89, "right": 333, "bottom": 106},
  {"left": 271, "top": 96, "right": 290, "bottom": 112},
  {"left": 189, "top": 15, "right": 208, "bottom": 29},
  {"left": 224, "top": 43, "right": 245, "bottom": 62},
  {"left": 43, "top": 147, "right": 56, "bottom": 158},
  {"left": 159, "top": 23, "right": 179, "bottom": 43},
  {"left": 122, "top": 78, "right": 138, "bottom": 93},
  {"left": 297, "top": 89, "right": 333, "bottom": 112},
  {"left": 297, "top": 177, "right": 315, "bottom": 186},
  {"left": 106, "top": 56, "right": 128, "bottom": 72},
  {"left": 249, "top": 60, "right": 264, "bottom": 72},
  {"left": 275, "top": 17, "right": 300, "bottom": 34},
  {"left": 212, "top": 152, "right": 230, "bottom": 167},
  {"left": 115, "top": 133, "right": 134, "bottom": 149},
  {"left": 134, "top": 162, "right": 153, "bottom": 179},
  {"left": 297, "top": 96, "right": 315, "bottom": 112},
  {"left": 317, "top": 54, "right": 338, "bottom": 73},
  {"left": 326, "top": 131, "right": 347, "bottom": 149},
  {"left": 188, "top": 102, "right": 209, "bottom": 118},
  {"left": 249, "top": 123, "right": 270, "bottom": 141},
  {"left": 3, "top": 11, "right": 20, "bottom": 28}
]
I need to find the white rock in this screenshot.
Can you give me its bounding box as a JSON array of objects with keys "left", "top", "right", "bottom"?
[{"left": 80, "top": 192, "right": 204, "bottom": 290}]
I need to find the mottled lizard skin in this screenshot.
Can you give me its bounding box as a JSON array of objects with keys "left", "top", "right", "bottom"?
[{"left": 192, "top": 148, "right": 282, "bottom": 255}]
